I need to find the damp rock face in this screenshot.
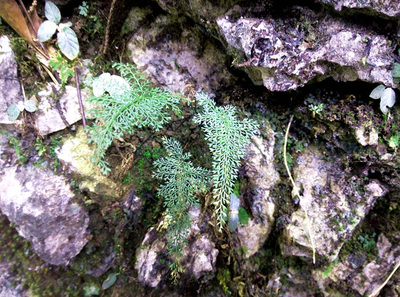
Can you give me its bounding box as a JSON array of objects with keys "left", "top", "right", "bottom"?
[
  {"left": 35, "top": 84, "right": 92, "bottom": 136},
  {"left": 314, "top": 234, "right": 400, "bottom": 296},
  {"left": 217, "top": 6, "right": 395, "bottom": 91},
  {"left": 125, "top": 6, "right": 236, "bottom": 93},
  {"left": 135, "top": 206, "right": 218, "bottom": 288},
  {"left": 56, "top": 126, "right": 122, "bottom": 199},
  {"left": 0, "top": 36, "right": 22, "bottom": 125},
  {"left": 281, "top": 146, "right": 388, "bottom": 261},
  {"left": 234, "top": 127, "right": 279, "bottom": 259},
  {"left": 0, "top": 164, "right": 89, "bottom": 265},
  {"left": 317, "top": 0, "right": 400, "bottom": 18}
]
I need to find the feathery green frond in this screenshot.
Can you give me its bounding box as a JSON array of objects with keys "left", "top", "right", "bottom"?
[
  {"left": 153, "top": 137, "right": 211, "bottom": 261},
  {"left": 86, "top": 63, "right": 183, "bottom": 174},
  {"left": 193, "top": 92, "right": 258, "bottom": 231}
]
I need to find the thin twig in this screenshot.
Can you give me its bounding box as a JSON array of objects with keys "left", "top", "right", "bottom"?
[
  {"left": 283, "top": 115, "right": 316, "bottom": 264},
  {"left": 74, "top": 67, "right": 86, "bottom": 129},
  {"left": 103, "top": 0, "right": 117, "bottom": 55},
  {"left": 369, "top": 260, "right": 400, "bottom": 297},
  {"left": 17, "top": 0, "right": 49, "bottom": 59}
]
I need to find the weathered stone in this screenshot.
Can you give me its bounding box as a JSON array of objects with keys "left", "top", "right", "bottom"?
[
  {"left": 126, "top": 7, "right": 236, "bottom": 93},
  {"left": 36, "top": 83, "right": 92, "bottom": 136},
  {"left": 56, "top": 126, "right": 122, "bottom": 198},
  {"left": 282, "top": 146, "right": 388, "bottom": 261},
  {"left": 217, "top": 7, "right": 395, "bottom": 91},
  {"left": 235, "top": 127, "right": 279, "bottom": 259},
  {"left": 0, "top": 36, "right": 22, "bottom": 124},
  {"left": 317, "top": 0, "right": 400, "bottom": 18},
  {"left": 0, "top": 163, "right": 89, "bottom": 265},
  {"left": 182, "top": 207, "right": 218, "bottom": 280},
  {"left": 135, "top": 206, "right": 218, "bottom": 287},
  {"left": 0, "top": 261, "right": 29, "bottom": 297},
  {"left": 135, "top": 227, "right": 167, "bottom": 288},
  {"left": 314, "top": 233, "right": 400, "bottom": 296}
]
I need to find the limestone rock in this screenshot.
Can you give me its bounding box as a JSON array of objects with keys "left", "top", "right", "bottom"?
[
  {"left": 135, "top": 227, "right": 167, "bottom": 288},
  {"left": 56, "top": 126, "right": 122, "bottom": 198},
  {"left": 135, "top": 206, "right": 218, "bottom": 287},
  {"left": 317, "top": 0, "right": 400, "bottom": 18},
  {"left": 217, "top": 7, "right": 395, "bottom": 91},
  {"left": 0, "top": 164, "right": 89, "bottom": 265},
  {"left": 235, "top": 127, "right": 279, "bottom": 259},
  {"left": 36, "top": 83, "right": 92, "bottom": 136},
  {"left": 0, "top": 36, "right": 22, "bottom": 124},
  {"left": 282, "top": 146, "right": 388, "bottom": 261},
  {"left": 314, "top": 234, "right": 400, "bottom": 296},
  {"left": 126, "top": 7, "right": 235, "bottom": 93}
]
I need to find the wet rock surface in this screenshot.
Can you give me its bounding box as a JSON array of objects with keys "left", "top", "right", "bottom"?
[
  {"left": 125, "top": 6, "right": 236, "bottom": 93},
  {"left": 0, "top": 163, "right": 89, "bottom": 265},
  {"left": 0, "top": 36, "right": 22, "bottom": 125},
  {"left": 317, "top": 0, "right": 400, "bottom": 18},
  {"left": 217, "top": 6, "right": 396, "bottom": 91},
  {"left": 282, "top": 146, "right": 388, "bottom": 261},
  {"left": 135, "top": 206, "right": 218, "bottom": 288}
]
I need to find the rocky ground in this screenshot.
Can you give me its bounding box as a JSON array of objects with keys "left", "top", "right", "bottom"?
[{"left": 0, "top": 0, "right": 400, "bottom": 296}]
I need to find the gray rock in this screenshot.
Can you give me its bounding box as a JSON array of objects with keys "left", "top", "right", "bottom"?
[
  {"left": 126, "top": 7, "right": 236, "bottom": 93},
  {"left": 314, "top": 234, "right": 400, "bottom": 296},
  {"left": 235, "top": 128, "right": 279, "bottom": 259},
  {"left": 135, "top": 206, "right": 218, "bottom": 287},
  {"left": 0, "top": 36, "right": 22, "bottom": 124},
  {"left": 56, "top": 126, "right": 122, "bottom": 198},
  {"left": 217, "top": 7, "right": 395, "bottom": 91},
  {"left": 317, "top": 0, "right": 400, "bottom": 18},
  {"left": 0, "top": 163, "right": 89, "bottom": 265},
  {"left": 0, "top": 262, "right": 29, "bottom": 297},
  {"left": 135, "top": 227, "right": 167, "bottom": 288},
  {"left": 36, "top": 83, "right": 92, "bottom": 136},
  {"left": 182, "top": 207, "right": 218, "bottom": 280},
  {"left": 282, "top": 146, "right": 388, "bottom": 261}
]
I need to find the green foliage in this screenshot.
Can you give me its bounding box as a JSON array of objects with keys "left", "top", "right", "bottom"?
[
  {"left": 78, "top": 1, "right": 89, "bottom": 17},
  {"left": 238, "top": 208, "right": 249, "bottom": 225},
  {"left": 86, "top": 63, "right": 183, "bottom": 174},
  {"left": 9, "top": 136, "right": 28, "bottom": 164},
  {"left": 358, "top": 233, "right": 376, "bottom": 253},
  {"left": 193, "top": 92, "right": 258, "bottom": 230},
  {"left": 48, "top": 51, "right": 74, "bottom": 85},
  {"left": 388, "top": 133, "right": 399, "bottom": 151},
  {"left": 7, "top": 99, "right": 38, "bottom": 121},
  {"left": 37, "top": 1, "right": 79, "bottom": 60},
  {"left": 153, "top": 137, "right": 211, "bottom": 271}
]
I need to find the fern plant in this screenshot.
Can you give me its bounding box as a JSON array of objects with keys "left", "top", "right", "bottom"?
[
  {"left": 193, "top": 93, "right": 259, "bottom": 230},
  {"left": 153, "top": 137, "right": 211, "bottom": 274},
  {"left": 86, "top": 63, "right": 183, "bottom": 174}
]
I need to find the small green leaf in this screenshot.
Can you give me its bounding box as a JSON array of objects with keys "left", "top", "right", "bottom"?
[
  {"left": 37, "top": 20, "right": 58, "bottom": 42},
  {"left": 102, "top": 273, "right": 117, "bottom": 290},
  {"left": 392, "top": 63, "right": 400, "bottom": 78},
  {"left": 24, "top": 100, "right": 38, "bottom": 112},
  {"left": 7, "top": 104, "right": 20, "bottom": 121},
  {"left": 380, "top": 87, "right": 396, "bottom": 114},
  {"left": 57, "top": 27, "right": 79, "bottom": 60},
  {"left": 369, "top": 84, "right": 385, "bottom": 100},
  {"left": 45, "top": 1, "right": 61, "bottom": 24},
  {"left": 388, "top": 134, "right": 399, "bottom": 150},
  {"left": 238, "top": 208, "right": 249, "bottom": 225}
]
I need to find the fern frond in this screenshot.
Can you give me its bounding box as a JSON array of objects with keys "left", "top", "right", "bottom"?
[
  {"left": 193, "top": 92, "right": 259, "bottom": 231},
  {"left": 86, "top": 63, "right": 183, "bottom": 174},
  {"left": 153, "top": 137, "right": 211, "bottom": 263}
]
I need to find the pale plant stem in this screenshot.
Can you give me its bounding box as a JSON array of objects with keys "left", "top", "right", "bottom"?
[
  {"left": 283, "top": 115, "right": 316, "bottom": 264},
  {"left": 369, "top": 260, "right": 400, "bottom": 297}
]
